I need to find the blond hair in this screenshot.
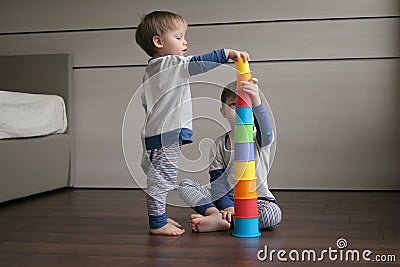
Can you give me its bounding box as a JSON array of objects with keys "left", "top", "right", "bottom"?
[{"left": 135, "top": 11, "right": 187, "bottom": 57}]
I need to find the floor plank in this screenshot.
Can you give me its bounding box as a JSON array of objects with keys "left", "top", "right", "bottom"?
[{"left": 0, "top": 189, "right": 398, "bottom": 266}]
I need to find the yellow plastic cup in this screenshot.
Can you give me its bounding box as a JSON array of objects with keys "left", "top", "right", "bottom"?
[
  {"left": 234, "top": 161, "right": 255, "bottom": 180},
  {"left": 235, "top": 58, "right": 251, "bottom": 74}
]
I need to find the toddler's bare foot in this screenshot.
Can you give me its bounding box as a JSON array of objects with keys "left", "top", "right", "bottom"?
[
  {"left": 149, "top": 222, "right": 185, "bottom": 236},
  {"left": 190, "top": 213, "right": 231, "bottom": 233},
  {"left": 167, "top": 218, "right": 182, "bottom": 228}
]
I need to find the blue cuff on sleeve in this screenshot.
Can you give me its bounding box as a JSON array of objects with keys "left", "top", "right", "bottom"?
[
  {"left": 194, "top": 197, "right": 216, "bottom": 215},
  {"left": 209, "top": 169, "right": 234, "bottom": 210},
  {"left": 148, "top": 213, "right": 168, "bottom": 229},
  {"left": 214, "top": 194, "right": 234, "bottom": 210},
  {"left": 209, "top": 169, "right": 224, "bottom": 182}
]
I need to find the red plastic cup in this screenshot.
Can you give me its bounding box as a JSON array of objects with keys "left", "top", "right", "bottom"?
[
  {"left": 234, "top": 198, "right": 259, "bottom": 218},
  {"left": 236, "top": 90, "right": 252, "bottom": 107}
]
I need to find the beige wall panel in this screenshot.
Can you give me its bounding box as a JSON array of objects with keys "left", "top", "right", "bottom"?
[
  {"left": 73, "top": 59, "right": 399, "bottom": 189},
  {"left": 72, "top": 67, "right": 145, "bottom": 187},
  {"left": 188, "top": 60, "right": 400, "bottom": 189},
  {"left": 0, "top": 30, "right": 140, "bottom": 67},
  {"left": 1, "top": 19, "right": 398, "bottom": 66},
  {"left": 252, "top": 60, "right": 400, "bottom": 189},
  {"left": 187, "top": 18, "right": 400, "bottom": 61},
  {"left": 1, "top": 0, "right": 398, "bottom": 33}
]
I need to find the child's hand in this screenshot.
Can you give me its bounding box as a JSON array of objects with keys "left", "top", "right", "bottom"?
[
  {"left": 225, "top": 49, "right": 250, "bottom": 62},
  {"left": 221, "top": 207, "right": 234, "bottom": 223},
  {"left": 240, "top": 77, "right": 262, "bottom": 107}
]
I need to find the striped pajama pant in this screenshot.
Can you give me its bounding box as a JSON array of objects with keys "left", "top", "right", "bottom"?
[
  {"left": 145, "top": 142, "right": 180, "bottom": 217},
  {"left": 178, "top": 178, "right": 282, "bottom": 229}
]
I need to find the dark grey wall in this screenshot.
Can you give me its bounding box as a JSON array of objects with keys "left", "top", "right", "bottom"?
[{"left": 1, "top": 0, "right": 399, "bottom": 189}]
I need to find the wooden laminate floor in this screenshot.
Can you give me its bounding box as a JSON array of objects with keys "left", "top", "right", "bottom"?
[{"left": 0, "top": 189, "right": 399, "bottom": 266}]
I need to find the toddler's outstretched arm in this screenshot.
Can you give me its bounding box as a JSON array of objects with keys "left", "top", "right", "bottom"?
[{"left": 224, "top": 48, "right": 250, "bottom": 62}]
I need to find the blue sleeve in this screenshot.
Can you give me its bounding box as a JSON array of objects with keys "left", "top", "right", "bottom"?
[
  {"left": 253, "top": 102, "right": 274, "bottom": 147},
  {"left": 193, "top": 198, "right": 216, "bottom": 216},
  {"left": 209, "top": 169, "right": 234, "bottom": 210},
  {"left": 188, "top": 48, "right": 228, "bottom": 76}
]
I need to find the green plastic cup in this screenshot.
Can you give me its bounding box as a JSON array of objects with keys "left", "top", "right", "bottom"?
[{"left": 235, "top": 124, "right": 253, "bottom": 143}]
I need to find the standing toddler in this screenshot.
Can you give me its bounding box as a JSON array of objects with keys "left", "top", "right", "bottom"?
[{"left": 135, "top": 10, "right": 249, "bottom": 236}]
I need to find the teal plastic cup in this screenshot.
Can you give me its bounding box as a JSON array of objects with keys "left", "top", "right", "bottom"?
[
  {"left": 236, "top": 107, "right": 253, "bottom": 125},
  {"left": 232, "top": 216, "right": 261, "bottom": 238}
]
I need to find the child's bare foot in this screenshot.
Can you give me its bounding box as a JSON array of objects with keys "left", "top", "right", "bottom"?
[
  {"left": 149, "top": 222, "right": 185, "bottom": 236},
  {"left": 189, "top": 213, "right": 231, "bottom": 232},
  {"left": 167, "top": 218, "right": 182, "bottom": 228}
]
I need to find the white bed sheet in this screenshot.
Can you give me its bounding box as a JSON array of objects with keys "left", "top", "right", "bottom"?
[{"left": 0, "top": 90, "right": 67, "bottom": 139}]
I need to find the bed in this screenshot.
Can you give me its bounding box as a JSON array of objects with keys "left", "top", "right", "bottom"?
[{"left": 0, "top": 54, "right": 73, "bottom": 203}]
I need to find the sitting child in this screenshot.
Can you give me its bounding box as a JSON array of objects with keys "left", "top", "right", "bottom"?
[{"left": 178, "top": 79, "right": 281, "bottom": 232}]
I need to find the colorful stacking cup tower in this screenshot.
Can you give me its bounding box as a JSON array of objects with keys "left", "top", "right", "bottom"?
[{"left": 232, "top": 58, "right": 261, "bottom": 238}]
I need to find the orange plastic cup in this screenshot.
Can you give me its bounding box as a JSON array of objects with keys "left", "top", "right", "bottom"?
[
  {"left": 236, "top": 73, "right": 252, "bottom": 91},
  {"left": 234, "top": 179, "right": 258, "bottom": 199}
]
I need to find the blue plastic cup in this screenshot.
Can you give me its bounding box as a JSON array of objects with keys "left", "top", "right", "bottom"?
[
  {"left": 234, "top": 142, "right": 255, "bottom": 161},
  {"left": 236, "top": 107, "right": 253, "bottom": 125},
  {"left": 232, "top": 216, "right": 261, "bottom": 238}
]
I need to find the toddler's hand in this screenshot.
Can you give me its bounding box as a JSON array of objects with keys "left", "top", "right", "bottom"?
[
  {"left": 225, "top": 49, "right": 250, "bottom": 62},
  {"left": 221, "top": 207, "right": 234, "bottom": 223},
  {"left": 240, "top": 77, "right": 262, "bottom": 107}
]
